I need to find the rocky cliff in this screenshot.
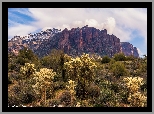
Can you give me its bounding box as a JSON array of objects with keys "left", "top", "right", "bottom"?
[
  {"left": 8, "top": 26, "right": 139, "bottom": 58},
  {"left": 120, "top": 42, "right": 139, "bottom": 57}
]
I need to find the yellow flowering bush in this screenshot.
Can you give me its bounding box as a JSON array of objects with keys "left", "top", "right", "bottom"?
[
  {"left": 32, "top": 68, "right": 56, "bottom": 94},
  {"left": 128, "top": 92, "right": 147, "bottom": 107},
  {"left": 64, "top": 53, "right": 97, "bottom": 100},
  {"left": 20, "top": 63, "right": 36, "bottom": 78},
  {"left": 123, "top": 77, "right": 144, "bottom": 93},
  {"left": 66, "top": 80, "right": 76, "bottom": 93},
  {"left": 123, "top": 76, "right": 147, "bottom": 107},
  {"left": 32, "top": 68, "right": 56, "bottom": 106},
  {"left": 65, "top": 80, "right": 77, "bottom": 106},
  {"left": 64, "top": 53, "right": 97, "bottom": 82}
]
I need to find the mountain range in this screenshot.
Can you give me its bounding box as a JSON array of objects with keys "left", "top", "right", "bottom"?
[{"left": 8, "top": 25, "right": 139, "bottom": 58}]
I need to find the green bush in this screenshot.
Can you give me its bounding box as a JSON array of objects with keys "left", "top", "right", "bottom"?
[
  {"left": 101, "top": 56, "right": 111, "bottom": 64},
  {"left": 16, "top": 47, "right": 40, "bottom": 68},
  {"left": 120, "top": 90, "right": 130, "bottom": 104},
  {"left": 113, "top": 53, "right": 126, "bottom": 61},
  {"left": 99, "top": 87, "right": 115, "bottom": 104},
  {"left": 41, "top": 49, "right": 65, "bottom": 73},
  {"left": 110, "top": 82, "right": 120, "bottom": 93},
  {"left": 110, "top": 61, "right": 128, "bottom": 78},
  {"left": 126, "top": 55, "right": 135, "bottom": 61}
]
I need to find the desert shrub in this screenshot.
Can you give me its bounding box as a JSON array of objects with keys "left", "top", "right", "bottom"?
[
  {"left": 59, "top": 91, "right": 71, "bottom": 106},
  {"left": 32, "top": 67, "right": 56, "bottom": 106},
  {"left": 8, "top": 81, "right": 37, "bottom": 106},
  {"left": 40, "top": 49, "right": 65, "bottom": 72},
  {"left": 93, "top": 103, "right": 106, "bottom": 107},
  {"left": 16, "top": 57, "right": 29, "bottom": 66},
  {"left": 120, "top": 90, "right": 130, "bottom": 104},
  {"left": 126, "top": 55, "right": 135, "bottom": 61},
  {"left": 8, "top": 94, "right": 21, "bottom": 107},
  {"left": 101, "top": 56, "right": 111, "bottom": 64},
  {"left": 123, "top": 76, "right": 144, "bottom": 93},
  {"left": 53, "top": 74, "right": 62, "bottom": 82},
  {"left": 135, "top": 69, "right": 142, "bottom": 76},
  {"left": 64, "top": 53, "right": 97, "bottom": 82},
  {"left": 79, "top": 99, "right": 93, "bottom": 107},
  {"left": 20, "top": 63, "right": 36, "bottom": 78},
  {"left": 9, "top": 72, "right": 21, "bottom": 81},
  {"left": 40, "top": 56, "right": 51, "bottom": 68},
  {"left": 140, "top": 82, "right": 147, "bottom": 92},
  {"left": 109, "top": 58, "right": 116, "bottom": 64},
  {"left": 16, "top": 47, "right": 39, "bottom": 67},
  {"left": 75, "top": 81, "right": 86, "bottom": 100},
  {"left": 99, "top": 87, "right": 115, "bottom": 105},
  {"left": 21, "top": 93, "right": 36, "bottom": 104},
  {"left": 53, "top": 81, "right": 66, "bottom": 91},
  {"left": 123, "top": 76, "right": 147, "bottom": 107},
  {"left": 85, "top": 83, "right": 100, "bottom": 99},
  {"left": 12, "top": 85, "right": 21, "bottom": 94},
  {"left": 128, "top": 92, "right": 147, "bottom": 107},
  {"left": 45, "top": 87, "right": 54, "bottom": 100},
  {"left": 8, "top": 63, "right": 17, "bottom": 71},
  {"left": 110, "top": 61, "right": 128, "bottom": 78},
  {"left": 47, "top": 99, "right": 61, "bottom": 107},
  {"left": 140, "top": 62, "right": 147, "bottom": 72},
  {"left": 110, "top": 82, "right": 120, "bottom": 93},
  {"left": 104, "top": 64, "right": 109, "bottom": 69},
  {"left": 32, "top": 68, "right": 56, "bottom": 93},
  {"left": 64, "top": 53, "right": 97, "bottom": 100},
  {"left": 113, "top": 53, "right": 126, "bottom": 61}
]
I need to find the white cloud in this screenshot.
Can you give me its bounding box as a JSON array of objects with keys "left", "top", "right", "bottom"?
[
  {"left": 102, "top": 17, "right": 116, "bottom": 34},
  {"left": 41, "top": 27, "right": 52, "bottom": 31},
  {"left": 9, "top": 8, "right": 147, "bottom": 38},
  {"left": 8, "top": 8, "right": 147, "bottom": 55},
  {"left": 8, "top": 24, "right": 38, "bottom": 39},
  {"left": 113, "top": 26, "right": 132, "bottom": 42},
  {"left": 137, "top": 48, "right": 143, "bottom": 57},
  {"left": 71, "top": 21, "right": 84, "bottom": 28},
  {"left": 85, "top": 19, "right": 99, "bottom": 27}
]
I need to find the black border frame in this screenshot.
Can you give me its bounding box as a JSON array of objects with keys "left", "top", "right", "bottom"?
[{"left": 3, "top": 2, "right": 152, "bottom": 112}]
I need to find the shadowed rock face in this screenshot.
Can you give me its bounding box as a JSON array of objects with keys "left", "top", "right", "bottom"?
[
  {"left": 120, "top": 42, "right": 139, "bottom": 57},
  {"left": 8, "top": 26, "right": 139, "bottom": 58}
]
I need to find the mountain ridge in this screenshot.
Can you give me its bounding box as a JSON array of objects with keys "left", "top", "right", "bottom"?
[{"left": 8, "top": 26, "right": 139, "bottom": 58}]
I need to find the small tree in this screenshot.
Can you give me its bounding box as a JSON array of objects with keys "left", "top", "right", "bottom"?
[
  {"left": 126, "top": 55, "right": 135, "bottom": 61},
  {"left": 17, "top": 47, "right": 39, "bottom": 65},
  {"left": 110, "top": 61, "right": 128, "bottom": 79},
  {"left": 113, "top": 53, "right": 126, "bottom": 61},
  {"left": 101, "top": 55, "right": 111, "bottom": 64}
]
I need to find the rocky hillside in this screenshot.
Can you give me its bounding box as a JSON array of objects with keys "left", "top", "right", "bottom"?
[
  {"left": 120, "top": 42, "right": 139, "bottom": 57},
  {"left": 8, "top": 26, "right": 139, "bottom": 58}
]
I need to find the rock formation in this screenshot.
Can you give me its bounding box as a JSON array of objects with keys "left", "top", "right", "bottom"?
[
  {"left": 8, "top": 26, "right": 139, "bottom": 58},
  {"left": 120, "top": 42, "right": 139, "bottom": 57}
]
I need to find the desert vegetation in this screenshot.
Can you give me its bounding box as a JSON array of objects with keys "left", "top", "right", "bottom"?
[{"left": 8, "top": 48, "right": 147, "bottom": 107}]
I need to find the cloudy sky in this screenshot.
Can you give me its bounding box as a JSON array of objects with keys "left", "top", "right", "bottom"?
[{"left": 8, "top": 8, "right": 147, "bottom": 57}]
